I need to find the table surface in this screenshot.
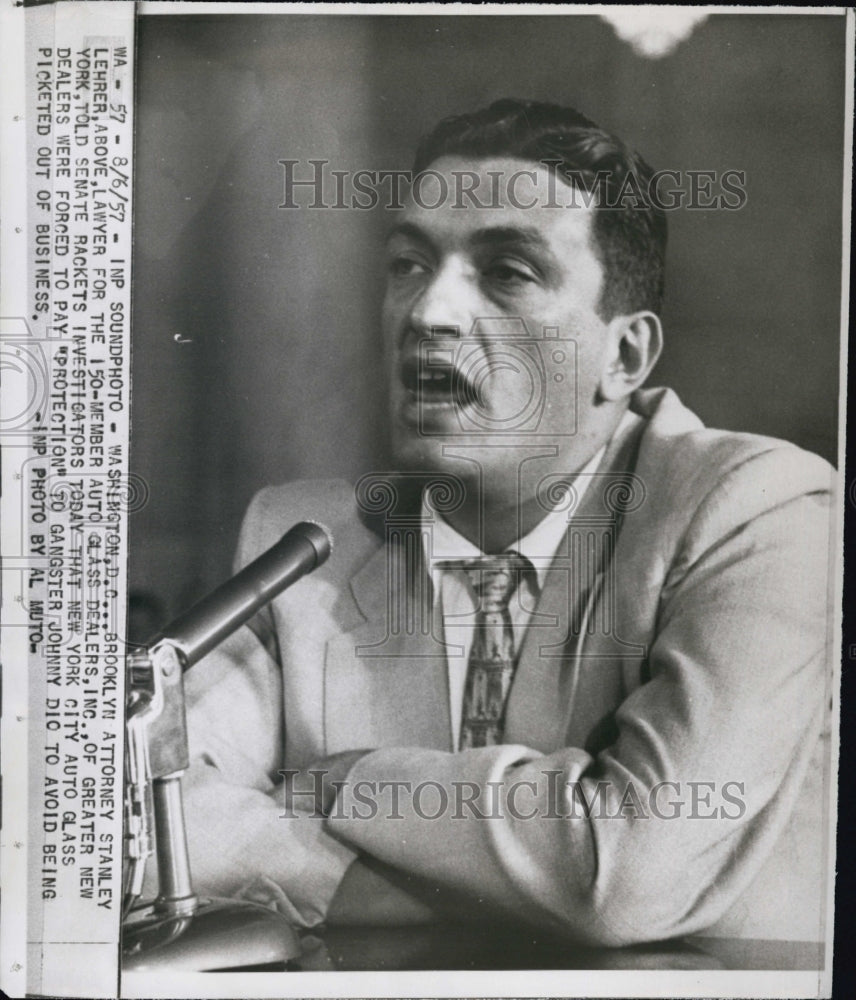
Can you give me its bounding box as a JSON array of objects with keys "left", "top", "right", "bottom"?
[{"left": 295, "top": 922, "right": 825, "bottom": 972}]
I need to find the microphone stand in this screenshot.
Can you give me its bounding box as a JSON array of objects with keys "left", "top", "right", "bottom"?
[
  {"left": 121, "top": 638, "right": 301, "bottom": 972},
  {"left": 122, "top": 523, "right": 331, "bottom": 972}
]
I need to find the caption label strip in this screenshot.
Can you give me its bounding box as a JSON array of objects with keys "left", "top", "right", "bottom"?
[{"left": 5, "top": 4, "right": 136, "bottom": 997}]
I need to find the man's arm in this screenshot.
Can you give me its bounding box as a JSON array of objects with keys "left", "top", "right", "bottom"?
[
  {"left": 326, "top": 450, "right": 834, "bottom": 944},
  {"left": 326, "top": 859, "right": 451, "bottom": 925},
  {"left": 306, "top": 750, "right": 488, "bottom": 925}
]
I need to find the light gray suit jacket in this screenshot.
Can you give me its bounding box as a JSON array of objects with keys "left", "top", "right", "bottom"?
[{"left": 179, "top": 387, "right": 835, "bottom": 945}]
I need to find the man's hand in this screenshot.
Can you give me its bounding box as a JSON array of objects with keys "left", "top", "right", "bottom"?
[
  {"left": 326, "top": 857, "right": 438, "bottom": 925},
  {"left": 304, "top": 750, "right": 505, "bottom": 926},
  {"left": 301, "top": 750, "right": 440, "bottom": 925},
  {"left": 326, "top": 853, "right": 505, "bottom": 926}
]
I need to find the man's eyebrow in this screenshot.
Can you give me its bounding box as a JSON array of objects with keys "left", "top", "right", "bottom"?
[
  {"left": 468, "top": 226, "right": 552, "bottom": 251},
  {"left": 384, "top": 222, "right": 560, "bottom": 271},
  {"left": 385, "top": 221, "right": 432, "bottom": 245},
  {"left": 386, "top": 223, "right": 553, "bottom": 251}
]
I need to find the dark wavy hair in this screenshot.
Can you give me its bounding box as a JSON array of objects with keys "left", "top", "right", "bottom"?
[{"left": 413, "top": 98, "right": 666, "bottom": 319}]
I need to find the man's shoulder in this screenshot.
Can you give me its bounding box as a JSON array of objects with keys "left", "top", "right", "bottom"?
[
  {"left": 629, "top": 387, "right": 834, "bottom": 548},
  {"left": 633, "top": 386, "right": 833, "bottom": 497}
]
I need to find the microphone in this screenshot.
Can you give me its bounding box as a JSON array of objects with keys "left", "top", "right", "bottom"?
[
  {"left": 153, "top": 520, "right": 332, "bottom": 668},
  {"left": 122, "top": 523, "right": 330, "bottom": 964}
]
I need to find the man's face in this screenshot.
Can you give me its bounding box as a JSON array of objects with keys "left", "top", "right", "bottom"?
[{"left": 384, "top": 156, "right": 614, "bottom": 483}]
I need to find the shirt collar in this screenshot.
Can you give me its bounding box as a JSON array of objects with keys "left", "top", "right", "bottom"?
[{"left": 422, "top": 409, "right": 636, "bottom": 592}]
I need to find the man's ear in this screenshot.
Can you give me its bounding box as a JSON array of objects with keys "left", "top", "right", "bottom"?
[{"left": 598, "top": 311, "right": 663, "bottom": 402}]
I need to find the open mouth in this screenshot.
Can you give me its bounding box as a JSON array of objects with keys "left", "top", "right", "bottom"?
[{"left": 399, "top": 358, "right": 481, "bottom": 408}]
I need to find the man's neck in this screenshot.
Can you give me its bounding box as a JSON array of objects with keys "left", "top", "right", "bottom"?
[
  {"left": 441, "top": 491, "right": 561, "bottom": 554},
  {"left": 438, "top": 406, "right": 632, "bottom": 553}
]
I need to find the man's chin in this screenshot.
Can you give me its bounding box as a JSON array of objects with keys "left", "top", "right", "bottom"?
[{"left": 390, "top": 429, "right": 531, "bottom": 477}]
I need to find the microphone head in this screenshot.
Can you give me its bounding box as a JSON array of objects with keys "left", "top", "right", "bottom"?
[{"left": 293, "top": 520, "right": 333, "bottom": 568}]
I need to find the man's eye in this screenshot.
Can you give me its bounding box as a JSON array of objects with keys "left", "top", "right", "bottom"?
[
  {"left": 389, "top": 257, "right": 429, "bottom": 278},
  {"left": 486, "top": 260, "right": 537, "bottom": 286}
]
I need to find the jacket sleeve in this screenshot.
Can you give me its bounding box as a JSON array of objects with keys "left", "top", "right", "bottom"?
[
  {"left": 168, "top": 490, "right": 357, "bottom": 927},
  {"left": 327, "top": 448, "right": 834, "bottom": 944}
]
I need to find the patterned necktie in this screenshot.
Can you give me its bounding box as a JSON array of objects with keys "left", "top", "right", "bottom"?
[{"left": 456, "top": 553, "right": 531, "bottom": 750}]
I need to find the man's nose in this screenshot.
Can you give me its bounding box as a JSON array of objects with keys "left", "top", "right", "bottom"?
[{"left": 408, "top": 258, "right": 479, "bottom": 339}]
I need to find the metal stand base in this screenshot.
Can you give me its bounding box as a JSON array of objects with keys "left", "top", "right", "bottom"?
[{"left": 122, "top": 896, "right": 302, "bottom": 972}]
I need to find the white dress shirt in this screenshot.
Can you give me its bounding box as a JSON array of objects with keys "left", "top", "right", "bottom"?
[{"left": 423, "top": 412, "right": 635, "bottom": 747}]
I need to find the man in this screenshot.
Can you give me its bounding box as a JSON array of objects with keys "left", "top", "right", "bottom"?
[{"left": 178, "top": 100, "right": 834, "bottom": 945}]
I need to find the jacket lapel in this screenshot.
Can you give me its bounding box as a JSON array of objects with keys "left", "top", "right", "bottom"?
[
  {"left": 324, "top": 514, "right": 454, "bottom": 753},
  {"left": 505, "top": 415, "right": 648, "bottom": 751}
]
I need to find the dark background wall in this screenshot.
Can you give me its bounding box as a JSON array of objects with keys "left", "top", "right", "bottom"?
[{"left": 129, "top": 13, "right": 846, "bottom": 626}]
